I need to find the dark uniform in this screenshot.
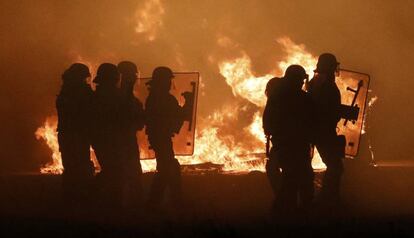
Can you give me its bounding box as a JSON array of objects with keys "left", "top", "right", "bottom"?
[
  {"left": 263, "top": 77, "right": 283, "bottom": 196},
  {"left": 118, "top": 61, "right": 145, "bottom": 206},
  {"left": 264, "top": 65, "right": 314, "bottom": 212},
  {"left": 91, "top": 63, "right": 124, "bottom": 208},
  {"left": 56, "top": 63, "right": 94, "bottom": 205},
  {"left": 308, "top": 53, "right": 343, "bottom": 204},
  {"left": 145, "top": 66, "right": 186, "bottom": 205}
]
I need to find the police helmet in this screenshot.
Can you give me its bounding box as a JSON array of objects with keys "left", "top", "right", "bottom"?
[
  {"left": 315, "top": 53, "right": 339, "bottom": 74},
  {"left": 93, "top": 63, "right": 119, "bottom": 84},
  {"left": 117, "top": 61, "right": 138, "bottom": 76},
  {"left": 284, "top": 65, "right": 307, "bottom": 80},
  {"left": 146, "top": 66, "right": 174, "bottom": 88},
  {"left": 62, "top": 63, "right": 91, "bottom": 81}
]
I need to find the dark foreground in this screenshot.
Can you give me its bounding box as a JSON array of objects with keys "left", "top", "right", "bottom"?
[{"left": 1, "top": 160, "right": 414, "bottom": 237}]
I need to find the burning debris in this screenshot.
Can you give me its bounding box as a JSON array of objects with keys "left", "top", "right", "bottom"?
[{"left": 35, "top": 37, "right": 375, "bottom": 174}]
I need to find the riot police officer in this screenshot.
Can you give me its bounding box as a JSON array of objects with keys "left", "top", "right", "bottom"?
[
  {"left": 145, "top": 66, "right": 188, "bottom": 207},
  {"left": 264, "top": 65, "right": 314, "bottom": 213},
  {"left": 91, "top": 63, "right": 124, "bottom": 208},
  {"left": 117, "top": 61, "right": 145, "bottom": 207},
  {"left": 307, "top": 53, "right": 343, "bottom": 205},
  {"left": 56, "top": 63, "right": 94, "bottom": 206},
  {"left": 263, "top": 77, "right": 283, "bottom": 196}
]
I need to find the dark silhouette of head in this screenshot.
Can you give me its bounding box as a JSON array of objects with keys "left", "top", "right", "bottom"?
[
  {"left": 284, "top": 65, "right": 307, "bottom": 90},
  {"left": 118, "top": 61, "right": 138, "bottom": 80},
  {"left": 147, "top": 66, "right": 174, "bottom": 93},
  {"left": 315, "top": 53, "right": 339, "bottom": 75},
  {"left": 94, "top": 63, "right": 119, "bottom": 86},
  {"left": 62, "top": 63, "right": 90, "bottom": 84},
  {"left": 118, "top": 61, "right": 138, "bottom": 93},
  {"left": 265, "top": 77, "right": 281, "bottom": 98}
]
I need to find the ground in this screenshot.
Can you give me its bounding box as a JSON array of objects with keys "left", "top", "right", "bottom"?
[{"left": 1, "top": 159, "right": 414, "bottom": 237}]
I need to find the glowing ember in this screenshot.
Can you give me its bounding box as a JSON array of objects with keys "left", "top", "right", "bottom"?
[{"left": 362, "top": 96, "right": 378, "bottom": 135}]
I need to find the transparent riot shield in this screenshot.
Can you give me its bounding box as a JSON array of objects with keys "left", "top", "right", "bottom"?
[
  {"left": 134, "top": 72, "right": 199, "bottom": 159},
  {"left": 336, "top": 69, "right": 370, "bottom": 157}
]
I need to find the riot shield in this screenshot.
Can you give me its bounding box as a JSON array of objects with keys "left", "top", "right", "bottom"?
[
  {"left": 336, "top": 69, "right": 370, "bottom": 157},
  {"left": 134, "top": 72, "right": 199, "bottom": 159}
]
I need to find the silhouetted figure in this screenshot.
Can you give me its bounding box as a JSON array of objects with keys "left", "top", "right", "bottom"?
[
  {"left": 145, "top": 66, "right": 187, "bottom": 207},
  {"left": 56, "top": 63, "right": 94, "bottom": 206},
  {"left": 91, "top": 63, "right": 124, "bottom": 209},
  {"left": 264, "top": 65, "right": 314, "bottom": 214},
  {"left": 307, "top": 53, "right": 343, "bottom": 205},
  {"left": 263, "top": 77, "right": 283, "bottom": 196},
  {"left": 118, "top": 61, "right": 145, "bottom": 208}
]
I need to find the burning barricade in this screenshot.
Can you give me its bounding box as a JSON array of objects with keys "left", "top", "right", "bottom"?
[{"left": 35, "top": 38, "right": 374, "bottom": 175}]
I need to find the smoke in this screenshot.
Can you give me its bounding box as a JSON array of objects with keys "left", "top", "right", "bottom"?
[{"left": 0, "top": 0, "right": 413, "bottom": 172}]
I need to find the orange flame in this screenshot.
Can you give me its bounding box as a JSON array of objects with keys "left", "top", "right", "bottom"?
[
  {"left": 219, "top": 54, "right": 272, "bottom": 107},
  {"left": 35, "top": 118, "right": 102, "bottom": 174},
  {"left": 277, "top": 37, "right": 318, "bottom": 76},
  {"left": 35, "top": 118, "right": 63, "bottom": 174},
  {"left": 177, "top": 105, "right": 267, "bottom": 173},
  {"left": 217, "top": 37, "right": 326, "bottom": 170},
  {"left": 37, "top": 37, "right": 356, "bottom": 174}
]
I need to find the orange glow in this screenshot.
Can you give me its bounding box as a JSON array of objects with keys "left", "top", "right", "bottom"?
[
  {"left": 177, "top": 106, "right": 267, "bottom": 173},
  {"left": 35, "top": 118, "right": 101, "bottom": 174},
  {"left": 216, "top": 37, "right": 326, "bottom": 170},
  {"left": 219, "top": 54, "right": 272, "bottom": 107},
  {"left": 277, "top": 37, "right": 318, "bottom": 76},
  {"left": 35, "top": 118, "right": 63, "bottom": 174},
  {"left": 134, "top": 0, "right": 165, "bottom": 41},
  {"left": 37, "top": 37, "right": 379, "bottom": 174}
]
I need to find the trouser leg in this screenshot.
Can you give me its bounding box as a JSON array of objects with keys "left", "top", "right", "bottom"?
[
  {"left": 298, "top": 159, "right": 314, "bottom": 208},
  {"left": 167, "top": 159, "right": 182, "bottom": 203},
  {"left": 274, "top": 144, "right": 313, "bottom": 213},
  {"left": 276, "top": 165, "right": 297, "bottom": 212},
  {"left": 149, "top": 137, "right": 182, "bottom": 205},
  {"left": 149, "top": 160, "right": 169, "bottom": 204},
  {"left": 59, "top": 133, "right": 94, "bottom": 207},
  {"left": 317, "top": 143, "right": 343, "bottom": 202},
  {"left": 94, "top": 148, "right": 123, "bottom": 209},
  {"left": 266, "top": 147, "right": 281, "bottom": 196}
]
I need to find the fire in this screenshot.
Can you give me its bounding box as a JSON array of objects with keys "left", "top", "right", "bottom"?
[
  {"left": 362, "top": 96, "right": 378, "bottom": 135},
  {"left": 177, "top": 105, "right": 266, "bottom": 172},
  {"left": 219, "top": 54, "right": 272, "bottom": 107},
  {"left": 34, "top": 117, "right": 156, "bottom": 174},
  {"left": 277, "top": 37, "right": 318, "bottom": 76},
  {"left": 35, "top": 118, "right": 63, "bottom": 174},
  {"left": 247, "top": 111, "right": 266, "bottom": 143},
  {"left": 35, "top": 118, "right": 102, "bottom": 174},
  {"left": 217, "top": 37, "right": 326, "bottom": 170},
  {"left": 134, "top": 0, "right": 165, "bottom": 41},
  {"left": 37, "top": 37, "right": 378, "bottom": 174}
]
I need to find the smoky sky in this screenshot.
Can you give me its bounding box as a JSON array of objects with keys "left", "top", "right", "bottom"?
[{"left": 0, "top": 0, "right": 413, "bottom": 173}]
